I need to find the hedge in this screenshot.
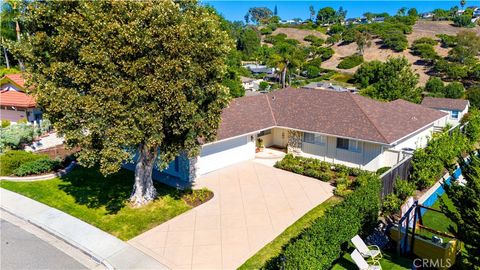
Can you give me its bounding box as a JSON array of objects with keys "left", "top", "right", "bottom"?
[
  {"left": 274, "top": 154, "right": 365, "bottom": 182},
  {"left": 337, "top": 54, "right": 364, "bottom": 69},
  {"left": 0, "top": 150, "right": 50, "bottom": 176},
  {"left": 13, "top": 158, "right": 61, "bottom": 176},
  {"left": 266, "top": 174, "right": 381, "bottom": 269}
]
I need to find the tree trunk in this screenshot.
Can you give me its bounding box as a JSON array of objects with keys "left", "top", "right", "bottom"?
[
  {"left": 15, "top": 20, "right": 25, "bottom": 71},
  {"left": 3, "top": 46, "right": 10, "bottom": 69},
  {"left": 130, "top": 144, "right": 158, "bottom": 206},
  {"left": 281, "top": 67, "right": 287, "bottom": 88}
]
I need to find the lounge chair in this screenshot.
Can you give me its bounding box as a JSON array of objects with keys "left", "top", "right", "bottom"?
[
  {"left": 351, "top": 235, "right": 382, "bottom": 262},
  {"left": 351, "top": 249, "right": 382, "bottom": 270}
]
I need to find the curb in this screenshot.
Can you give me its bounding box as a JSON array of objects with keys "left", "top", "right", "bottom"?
[
  {"left": 0, "top": 188, "right": 169, "bottom": 270},
  {"left": 0, "top": 161, "right": 76, "bottom": 182},
  {"left": 0, "top": 206, "right": 113, "bottom": 270}
]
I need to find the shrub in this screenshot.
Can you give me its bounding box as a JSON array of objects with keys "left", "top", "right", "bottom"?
[
  {"left": 412, "top": 37, "right": 438, "bottom": 46},
  {"left": 382, "top": 193, "right": 402, "bottom": 216},
  {"left": 0, "top": 150, "right": 49, "bottom": 176},
  {"left": 394, "top": 179, "right": 416, "bottom": 200},
  {"left": 411, "top": 43, "right": 438, "bottom": 61},
  {"left": 444, "top": 82, "right": 465, "bottom": 99},
  {"left": 17, "top": 118, "right": 28, "bottom": 124},
  {"left": 1, "top": 120, "right": 11, "bottom": 128},
  {"left": 436, "top": 34, "right": 457, "bottom": 48},
  {"left": 275, "top": 174, "right": 381, "bottom": 269},
  {"left": 381, "top": 29, "right": 408, "bottom": 51},
  {"left": 337, "top": 54, "right": 364, "bottom": 69},
  {"left": 376, "top": 166, "right": 390, "bottom": 175},
  {"left": 453, "top": 15, "right": 474, "bottom": 28},
  {"left": 0, "top": 124, "right": 35, "bottom": 151},
  {"left": 260, "top": 27, "right": 273, "bottom": 35},
  {"left": 305, "top": 65, "right": 321, "bottom": 78},
  {"left": 425, "top": 77, "right": 445, "bottom": 93},
  {"left": 13, "top": 158, "right": 61, "bottom": 176},
  {"left": 303, "top": 34, "right": 319, "bottom": 43}
]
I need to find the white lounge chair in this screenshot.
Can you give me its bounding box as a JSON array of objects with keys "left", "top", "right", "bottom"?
[
  {"left": 351, "top": 249, "right": 382, "bottom": 270},
  {"left": 351, "top": 235, "right": 382, "bottom": 262}
]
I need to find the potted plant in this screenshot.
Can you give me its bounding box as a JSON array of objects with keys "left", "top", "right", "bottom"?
[{"left": 256, "top": 138, "right": 265, "bottom": 152}]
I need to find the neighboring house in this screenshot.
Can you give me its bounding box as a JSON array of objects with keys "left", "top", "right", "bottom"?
[
  {"left": 243, "top": 64, "right": 276, "bottom": 75},
  {"left": 421, "top": 97, "right": 469, "bottom": 127},
  {"left": 302, "top": 82, "right": 358, "bottom": 93},
  {"left": 152, "top": 88, "right": 448, "bottom": 183},
  {"left": 421, "top": 12, "right": 434, "bottom": 19},
  {"left": 240, "top": 76, "right": 263, "bottom": 91},
  {"left": 0, "top": 74, "right": 42, "bottom": 124}
]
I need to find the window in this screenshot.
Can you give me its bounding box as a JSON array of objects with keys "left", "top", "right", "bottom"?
[
  {"left": 451, "top": 111, "right": 459, "bottom": 119},
  {"left": 336, "top": 138, "right": 349, "bottom": 150},
  {"left": 303, "top": 132, "right": 325, "bottom": 145},
  {"left": 258, "top": 129, "right": 272, "bottom": 137},
  {"left": 349, "top": 140, "right": 361, "bottom": 152}
]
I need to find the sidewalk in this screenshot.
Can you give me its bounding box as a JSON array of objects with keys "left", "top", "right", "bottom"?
[{"left": 0, "top": 188, "right": 169, "bottom": 270}]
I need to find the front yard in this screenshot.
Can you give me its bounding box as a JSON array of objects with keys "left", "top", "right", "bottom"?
[{"left": 0, "top": 166, "right": 211, "bottom": 240}]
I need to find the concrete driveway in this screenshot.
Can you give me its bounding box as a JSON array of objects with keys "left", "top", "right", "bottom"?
[{"left": 129, "top": 161, "right": 333, "bottom": 270}]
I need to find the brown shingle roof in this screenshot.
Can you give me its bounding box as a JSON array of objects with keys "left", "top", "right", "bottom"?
[
  {"left": 421, "top": 97, "right": 469, "bottom": 111},
  {"left": 217, "top": 88, "right": 448, "bottom": 144}
]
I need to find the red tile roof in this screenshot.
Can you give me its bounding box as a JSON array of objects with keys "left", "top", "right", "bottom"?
[
  {"left": 0, "top": 90, "right": 36, "bottom": 108},
  {"left": 421, "top": 97, "right": 469, "bottom": 111},
  {"left": 3, "top": 73, "right": 26, "bottom": 88},
  {"left": 217, "top": 88, "right": 448, "bottom": 144}
]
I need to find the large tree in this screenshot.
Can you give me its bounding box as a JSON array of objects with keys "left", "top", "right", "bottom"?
[
  {"left": 12, "top": 0, "right": 232, "bottom": 206},
  {"left": 442, "top": 156, "right": 480, "bottom": 269},
  {"left": 353, "top": 57, "right": 421, "bottom": 102},
  {"left": 268, "top": 42, "right": 305, "bottom": 88}
]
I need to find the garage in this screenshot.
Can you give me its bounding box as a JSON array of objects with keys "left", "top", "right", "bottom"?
[{"left": 196, "top": 135, "right": 255, "bottom": 175}]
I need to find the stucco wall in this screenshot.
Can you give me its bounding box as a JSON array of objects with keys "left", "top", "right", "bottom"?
[
  {"left": 300, "top": 135, "right": 384, "bottom": 171},
  {"left": 272, "top": 128, "right": 288, "bottom": 148},
  {"left": 392, "top": 125, "right": 434, "bottom": 151},
  {"left": 1, "top": 109, "right": 27, "bottom": 123}
]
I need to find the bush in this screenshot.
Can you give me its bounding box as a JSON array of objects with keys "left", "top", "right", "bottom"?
[
  {"left": 13, "top": 158, "right": 61, "bottom": 176},
  {"left": 411, "top": 43, "right": 438, "bottom": 61},
  {"left": 305, "top": 65, "right": 321, "bottom": 78},
  {"left": 376, "top": 166, "right": 390, "bottom": 175},
  {"left": 274, "top": 174, "right": 381, "bottom": 269},
  {"left": 1, "top": 120, "right": 11, "bottom": 128},
  {"left": 260, "top": 27, "right": 273, "bottom": 35},
  {"left": 412, "top": 37, "right": 438, "bottom": 46},
  {"left": 425, "top": 77, "right": 445, "bottom": 93},
  {"left": 436, "top": 34, "right": 457, "bottom": 48},
  {"left": 337, "top": 54, "right": 364, "bottom": 69},
  {"left": 394, "top": 179, "right": 416, "bottom": 200},
  {"left": 444, "top": 82, "right": 465, "bottom": 99},
  {"left": 453, "top": 15, "right": 474, "bottom": 28},
  {"left": 303, "top": 34, "right": 319, "bottom": 43},
  {"left": 0, "top": 124, "right": 35, "bottom": 152},
  {"left": 382, "top": 193, "right": 402, "bottom": 216},
  {"left": 0, "top": 150, "right": 49, "bottom": 176}
]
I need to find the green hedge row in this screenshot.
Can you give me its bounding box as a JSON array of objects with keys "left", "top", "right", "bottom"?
[
  {"left": 274, "top": 154, "right": 365, "bottom": 182},
  {"left": 0, "top": 150, "right": 50, "bottom": 176},
  {"left": 266, "top": 174, "right": 381, "bottom": 269},
  {"left": 13, "top": 158, "right": 61, "bottom": 176},
  {"left": 410, "top": 109, "right": 480, "bottom": 190}
]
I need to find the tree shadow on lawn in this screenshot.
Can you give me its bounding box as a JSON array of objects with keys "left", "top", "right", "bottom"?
[{"left": 58, "top": 166, "right": 183, "bottom": 214}]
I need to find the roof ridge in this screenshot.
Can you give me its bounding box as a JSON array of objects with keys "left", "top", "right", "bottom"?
[
  {"left": 349, "top": 93, "right": 390, "bottom": 143},
  {"left": 265, "top": 93, "right": 277, "bottom": 126}
]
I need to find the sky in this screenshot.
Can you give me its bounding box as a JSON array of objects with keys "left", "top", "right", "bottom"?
[{"left": 202, "top": 1, "right": 478, "bottom": 21}]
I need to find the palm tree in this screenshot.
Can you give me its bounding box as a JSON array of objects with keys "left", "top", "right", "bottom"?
[
  {"left": 268, "top": 43, "right": 304, "bottom": 88},
  {"left": 1, "top": 0, "right": 24, "bottom": 70}
]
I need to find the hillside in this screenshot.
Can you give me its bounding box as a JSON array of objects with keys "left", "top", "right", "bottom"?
[{"left": 274, "top": 21, "right": 480, "bottom": 85}]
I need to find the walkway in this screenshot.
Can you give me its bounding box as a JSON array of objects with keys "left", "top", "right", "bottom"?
[{"left": 129, "top": 161, "right": 333, "bottom": 269}]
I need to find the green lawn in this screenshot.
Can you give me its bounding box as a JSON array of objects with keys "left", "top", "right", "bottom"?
[
  {"left": 421, "top": 193, "right": 457, "bottom": 235},
  {"left": 238, "top": 196, "right": 343, "bottom": 270},
  {"left": 0, "top": 166, "right": 194, "bottom": 240},
  {"left": 332, "top": 250, "right": 412, "bottom": 270}
]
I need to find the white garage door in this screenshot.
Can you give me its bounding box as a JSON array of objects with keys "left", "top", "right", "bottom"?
[{"left": 196, "top": 135, "right": 255, "bottom": 175}]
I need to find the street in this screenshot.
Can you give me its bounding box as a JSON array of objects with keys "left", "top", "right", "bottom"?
[{"left": 1, "top": 219, "right": 88, "bottom": 270}]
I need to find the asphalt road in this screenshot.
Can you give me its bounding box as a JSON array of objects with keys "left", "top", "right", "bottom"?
[{"left": 1, "top": 219, "right": 87, "bottom": 270}]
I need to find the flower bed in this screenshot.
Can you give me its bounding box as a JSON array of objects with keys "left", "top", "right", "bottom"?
[{"left": 274, "top": 154, "right": 368, "bottom": 197}]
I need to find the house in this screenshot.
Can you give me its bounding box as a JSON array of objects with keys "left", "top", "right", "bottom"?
[
  {"left": 152, "top": 88, "right": 448, "bottom": 183},
  {"left": 240, "top": 76, "right": 263, "bottom": 91},
  {"left": 243, "top": 64, "right": 276, "bottom": 75},
  {"left": 421, "top": 97, "right": 469, "bottom": 127},
  {"left": 0, "top": 74, "right": 42, "bottom": 124},
  {"left": 302, "top": 82, "right": 358, "bottom": 93},
  {"left": 421, "top": 12, "right": 434, "bottom": 19}
]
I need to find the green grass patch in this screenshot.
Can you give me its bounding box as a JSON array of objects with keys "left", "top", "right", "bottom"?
[
  {"left": 0, "top": 166, "right": 196, "bottom": 240},
  {"left": 332, "top": 250, "right": 412, "bottom": 270},
  {"left": 418, "top": 192, "right": 458, "bottom": 242},
  {"left": 238, "top": 196, "right": 343, "bottom": 270}
]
